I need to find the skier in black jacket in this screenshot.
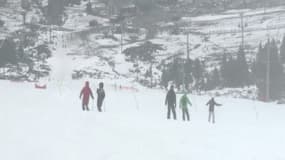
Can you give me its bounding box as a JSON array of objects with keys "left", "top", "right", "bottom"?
[
  {"left": 206, "top": 97, "right": 222, "bottom": 123},
  {"left": 97, "top": 82, "right": 105, "bottom": 112},
  {"left": 165, "top": 85, "right": 177, "bottom": 120}
]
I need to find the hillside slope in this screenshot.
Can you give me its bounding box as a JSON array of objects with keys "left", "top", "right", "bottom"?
[
  {"left": 0, "top": 80, "right": 284, "bottom": 160},
  {"left": 49, "top": 5, "right": 285, "bottom": 81}
]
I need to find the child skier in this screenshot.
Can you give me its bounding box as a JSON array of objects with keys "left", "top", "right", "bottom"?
[
  {"left": 80, "top": 81, "right": 94, "bottom": 111},
  {"left": 179, "top": 92, "right": 192, "bottom": 121},
  {"left": 97, "top": 82, "right": 105, "bottom": 112},
  {"left": 206, "top": 97, "right": 222, "bottom": 123}
]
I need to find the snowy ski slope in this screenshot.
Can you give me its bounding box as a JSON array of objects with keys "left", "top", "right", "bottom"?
[
  {"left": 1, "top": 2, "right": 285, "bottom": 160},
  {"left": 0, "top": 80, "right": 285, "bottom": 160}
]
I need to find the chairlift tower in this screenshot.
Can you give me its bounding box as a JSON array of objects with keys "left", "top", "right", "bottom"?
[
  {"left": 266, "top": 28, "right": 270, "bottom": 101},
  {"left": 240, "top": 12, "right": 245, "bottom": 51},
  {"left": 183, "top": 23, "right": 191, "bottom": 90}
]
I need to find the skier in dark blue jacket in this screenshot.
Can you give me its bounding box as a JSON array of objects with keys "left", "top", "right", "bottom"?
[
  {"left": 97, "top": 82, "right": 105, "bottom": 112},
  {"left": 206, "top": 97, "right": 222, "bottom": 123},
  {"left": 165, "top": 85, "right": 177, "bottom": 120}
]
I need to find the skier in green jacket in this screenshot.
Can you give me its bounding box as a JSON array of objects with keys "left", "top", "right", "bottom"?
[{"left": 179, "top": 93, "right": 192, "bottom": 121}]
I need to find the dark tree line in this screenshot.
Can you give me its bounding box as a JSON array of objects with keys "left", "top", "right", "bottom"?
[
  {"left": 220, "top": 46, "right": 250, "bottom": 88},
  {"left": 161, "top": 36, "right": 285, "bottom": 101},
  {"left": 45, "top": 0, "right": 83, "bottom": 25},
  {"left": 0, "top": 39, "right": 20, "bottom": 68},
  {"left": 253, "top": 39, "right": 284, "bottom": 101},
  {"left": 0, "top": 33, "right": 51, "bottom": 80},
  {"left": 160, "top": 48, "right": 249, "bottom": 91},
  {"left": 46, "top": 0, "right": 65, "bottom": 25},
  {"left": 161, "top": 58, "right": 203, "bottom": 90}
]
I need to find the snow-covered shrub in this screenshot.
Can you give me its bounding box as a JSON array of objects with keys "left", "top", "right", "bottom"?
[
  {"left": 89, "top": 20, "right": 98, "bottom": 27},
  {"left": 123, "top": 41, "right": 164, "bottom": 62}
]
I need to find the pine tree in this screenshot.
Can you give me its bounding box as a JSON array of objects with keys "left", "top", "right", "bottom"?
[
  {"left": 222, "top": 55, "right": 237, "bottom": 87},
  {"left": 0, "top": 39, "right": 18, "bottom": 66},
  {"left": 168, "top": 58, "right": 184, "bottom": 87},
  {"left": 280, "top": 36, "right": 285, "bottom": 63},
  {"left": 250, "top": 60, "right": 257, "bottom": 85},
  {"left": 254, "top": 39, "right": 284, "bottom": 100},
  {"left": 47, "top": 0, "right": 65, "bottom": 25},
  {"left": 183, "top": 59, "right": 193, "bottom": 90},
  {"left": 192, "top": 58, "right": 203, "bottom": 88},
  {"left": 86, "top": 2, "right": 93, "bottom": 14},
  {"left": 269, "top": 39, "right": 283, "bottom": 99},
  {"left": 255, "top": 42, "right": 267, "bottom": 100},
  {"left": 220, "top": 47, "right": 250, "bottom": 88},
  {"left": 17, "top": 45, "right": 25, "bottom": 60},
  {"left": 226, "top": 56, "right": 238, "bottom": 87},
  {"left": 236, "top": 46, "right": 250, "bottom": 86},
  {"left": 220, "top": 53, "right": 228, "bottom": 87},
  {"left": 212, "top": 67, "right": 221, "bottom": 88},
  {"left": 206, "top": 68, "right": 221, "bottom": 90},
  {"left": 161, "top": 68, "right": 169, "bottom": 89}
]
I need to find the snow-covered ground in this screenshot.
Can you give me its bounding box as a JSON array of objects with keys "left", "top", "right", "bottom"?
[{"left": 1, "top": 80, "right": 285, "bottom": 160}]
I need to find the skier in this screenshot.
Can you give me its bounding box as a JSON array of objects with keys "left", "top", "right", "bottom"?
[
  {"left": 97, "top": 82, "right": 105, "bottom": 112},
  {"left": 179, "top": 92, "right": 192, "bottom": 121},
  {"left": 206, "top": 97, "right": 222, "bottom": 123},
  {"left": 80, "top": 81, "right": 94, "bottom": 111},
  {"left": 165, "top": 85, "right": 177, "bottom": 120}
]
